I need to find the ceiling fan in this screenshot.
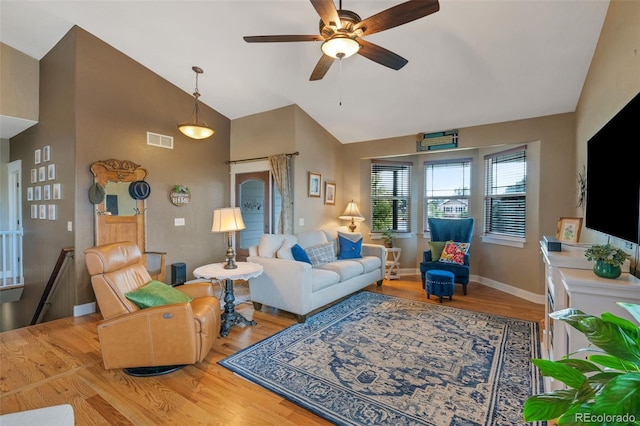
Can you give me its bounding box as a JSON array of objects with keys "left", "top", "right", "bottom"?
[{"left": 243, "top": 0, "right": 440, "bottom": 81}]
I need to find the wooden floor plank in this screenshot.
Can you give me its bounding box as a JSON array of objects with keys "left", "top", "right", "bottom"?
[{"left": 0, "top": 277, "right": 544, "bottom": 424}]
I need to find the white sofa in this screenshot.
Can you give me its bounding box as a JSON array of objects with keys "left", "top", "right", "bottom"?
[{"left": 247, "top": 228, "right": 385, "bottom": 322}]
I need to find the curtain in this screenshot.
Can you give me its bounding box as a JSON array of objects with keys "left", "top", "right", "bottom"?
[{"left": 269, "top": 154, "right": 293, "bottom": 234}]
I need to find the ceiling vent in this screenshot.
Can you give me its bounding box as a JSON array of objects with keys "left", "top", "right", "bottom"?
[
  {"left": 147, "top": 132, "right": 173, "bottom": 149},
  {"left": 416, "top": 130, "right": 458, "bottom": 152}
]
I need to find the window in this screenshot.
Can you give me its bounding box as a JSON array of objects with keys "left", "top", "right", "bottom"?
[
  {"left": 423, "top": 159, "right": 472, "bottom": 232},
  {"left": 484, "top": 146, "right": 527, "bottom": 238},
  {"left": 371, "top": 160, "right": 412, "bottom": 233}
]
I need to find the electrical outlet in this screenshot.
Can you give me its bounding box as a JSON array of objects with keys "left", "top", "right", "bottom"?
[
  {"left": 625, "top": 242, "right": 633, "bottom": 249},
  {"left": 174, "top": 218, "right": 185, "bottom": 226}
]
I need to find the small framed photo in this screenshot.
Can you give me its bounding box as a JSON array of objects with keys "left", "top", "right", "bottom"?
[
  {"left": 31, "top": 205, "right": 38, "bottom": 219},
  {"left": 324, "top": 181, "right": 336, "bottom": 205},
  {"left": 39, "top": 204, "right": 47, "bottom": 220},
  {"left": 35, "top": 149, "right": 41, "bottom": 164},
  {"left": 556, "top": 217, "right": 583, "bottom": 243},
  {"left": 34, "top": 186, "right": 42, "bottom": 201},
  {"left": 48, "top": 164, "right": 56, "bottom": 180},
  {"left": 48, "top": 204, "right": 56, "bottom": 221},
  {"left": 43, "top": 145, "right": 51, "bottom": 162},
  {"left": 308, "top": 172, "right": 321, "bottom": 197},
  {"left": 31, "top": 169, "right": 37, "bottom": 183},
  {"left": 43, "top": 184, "right": 51, "bottom": 201},
  {"left": 53, "top": 183, "right": 62, "bottom": 200},
  {"left": 27, "top": 187, "right": 34, "bottom": 201},
  {"left": 38, "top": 166, "right": 46, "bottom": 182}
]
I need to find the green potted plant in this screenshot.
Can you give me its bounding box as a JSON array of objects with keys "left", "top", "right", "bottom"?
[
  {"left": 382, "top": 228, "right": 394, "bottom": 248},
  {"left": 584, "top": 243, "right": 629, "bottom": 279},
  {"left": 523, "top": 303, "right": 640, "bottom": 425}
]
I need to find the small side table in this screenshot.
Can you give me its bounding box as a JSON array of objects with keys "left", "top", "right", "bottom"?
[
  {"left": 193, "top": 262, "right": 263, "bottom": 337},
  {"left": 385, "top": 247, "right": 401, "bottom": 280}
]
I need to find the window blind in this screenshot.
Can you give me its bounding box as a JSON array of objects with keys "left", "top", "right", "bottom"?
[
  {"left": 371, "top": 160, "right": 412, "bottom": 233},
  {"left": 484, "top": 146, "right": 527, "bottom": 237}
]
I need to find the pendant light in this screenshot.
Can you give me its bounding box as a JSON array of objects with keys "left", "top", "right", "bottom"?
[{"left": 177, "top": 66, "right": 214, "bottom": 140}]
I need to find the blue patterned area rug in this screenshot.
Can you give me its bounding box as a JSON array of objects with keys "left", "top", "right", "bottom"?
[{"left": 219, "top": 292, "right": 543, "bottom": 425}]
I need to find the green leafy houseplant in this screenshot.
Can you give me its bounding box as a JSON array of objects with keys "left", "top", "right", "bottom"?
[
  {"left": 523, "top": 303, "right": 640, "bottom": 425},
  {"left": 584, "top": 244, "right": 629, "bottom": 266},
  {"left": 382, "top": 228, "right": 394, "bottom": 247}
]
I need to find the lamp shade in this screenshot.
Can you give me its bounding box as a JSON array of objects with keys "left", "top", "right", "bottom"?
[
  {"left": 321, "top": 36, "right": 360, "bottom": 59},
  {"left": 212, "top": 207, "right": 246, "bottom": 233},
  {"left": 178, "top": 123, "right": 214, "bottom": 140},
  {"left": 339, "top": 201, "right": 365, "bottom": 221}
]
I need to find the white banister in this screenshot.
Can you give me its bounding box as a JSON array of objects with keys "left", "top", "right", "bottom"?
[{"left": 1, "top": 229, "right": 24, "bottom": 287}]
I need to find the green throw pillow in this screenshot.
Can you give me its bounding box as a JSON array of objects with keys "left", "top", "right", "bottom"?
[
  {"left": 125, "top": 280, "right": 192, "bottom": 309},
  {"left": 429, "top": 241, "right": 447, "bottom": 260}
]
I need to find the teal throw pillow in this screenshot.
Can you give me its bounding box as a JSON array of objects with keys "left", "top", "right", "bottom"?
[
  {"left": 125, "top": 280, "right": 192, "bottom": 309},
  {"left": 337, "top": 235, "right": 363, "bottom": 259},
  {"left": 291, "top": 244, "right": 312, "bottom": 264}
]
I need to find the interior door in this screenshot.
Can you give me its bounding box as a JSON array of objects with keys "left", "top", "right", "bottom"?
[{"left": 235, "top": 172, "right": 270, "bottom": 261}]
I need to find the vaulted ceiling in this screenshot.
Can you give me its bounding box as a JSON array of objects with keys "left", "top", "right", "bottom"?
[{"left": 1, "top": 1, "right": 609, "bottom": 143}]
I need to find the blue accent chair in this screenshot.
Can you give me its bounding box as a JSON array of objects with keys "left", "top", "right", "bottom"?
[{"left": 420, "top": 218, "right": 474, "bottom": 295}]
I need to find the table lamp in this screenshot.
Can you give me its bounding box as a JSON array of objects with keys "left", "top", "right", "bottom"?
[
  {"left": 339, "top": 200, "right": 365, "bottom": 232},
  {"left": 211, "top": 207, "right": 246, "bottom": 269}
]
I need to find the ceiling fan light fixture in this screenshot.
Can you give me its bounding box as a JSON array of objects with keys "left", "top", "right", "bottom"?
[
  {"left": 321, "top": 36, "right": 360, "bottom": 59},
  {"left": 177, "top": 66, "right": 215, "bottom": 140}
]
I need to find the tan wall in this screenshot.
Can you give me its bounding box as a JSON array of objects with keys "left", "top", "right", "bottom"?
[
  {"left": 2, "top": 26, "right": 231, "bottom": 330},
  {"left": 230, "top": 104, "right": 344, "bottom": 234},
  {"left": 575, "top": 0, "right": 640, "bottom": 252},
  {"left": 0, "top": 42, "right": 39, "bottom": 121},
  {"left": 343, "top": 113, "right": 574, "bottom": 296}
]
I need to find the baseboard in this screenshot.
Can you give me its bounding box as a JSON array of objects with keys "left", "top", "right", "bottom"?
[
  {"left": 73, "top": 302, "right": 96, "bottom": 317},
  {"left": 394, "top": 270, "right": 544, "bottom": 305},
  {"left": 471, "top": 274, "right": 545, "bottom": 305}
]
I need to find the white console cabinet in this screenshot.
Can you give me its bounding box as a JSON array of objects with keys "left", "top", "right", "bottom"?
[{"left": 540, "top": 242, "right": 639, "bottom": 390}]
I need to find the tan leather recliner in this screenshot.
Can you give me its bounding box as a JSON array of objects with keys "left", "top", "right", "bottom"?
[{"left": 84, "top": 241, "right": 220, "bottom": 373}]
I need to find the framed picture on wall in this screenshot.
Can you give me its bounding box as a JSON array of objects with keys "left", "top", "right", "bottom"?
[
  {"left": 48, "top": 164, "right": 56, "bottom": 180},
  {"left": 27, "top": 187, "right": 33, "bottom": 201},
  {"left": 43, "top": 184, "right": 51, "bottom": 201},
  {"left": 35, "top": 149, "right": 41, "bottom": 165},
  {"left": 53, "top": 183, "right": 62, "bottom": 200},
  {"left": 324, "top": 182, "right": 336, "bottom": 205},
  {"left": 38, "top": 166, "right": 46, "bottom": 182},
  {"left": 31, "top": 205, "right": 38, "bottom": 219},
  {"left": 39, "top": 204, "right": 46, "bottom": 220},
  {"left": 31, "top": 169, "right": 37, "bottom": 183},
  {"left": 308, "top": 172, "right": 321, "bottom": 197},
  {"left": 43, "top": 145, "right": 51, "bottom": 162},
  {"left": 556, "top": 217, "right": 583, "bottom": 243}
]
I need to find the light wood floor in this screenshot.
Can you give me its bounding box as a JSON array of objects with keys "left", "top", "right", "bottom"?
[{"left": 1, "top": 276, "right": 544, "bottom": 425}]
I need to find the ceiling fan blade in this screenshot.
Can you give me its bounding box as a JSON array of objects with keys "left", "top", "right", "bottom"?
[
  {"left": 354, "top": 0, "right": 440, "bottom": 36},
  {"left": 244, "top": 35, "right": 324, "bottom": 43},
  {"left": 310, "top": 55, "right": 335, "bottom": 81},
  {"left": 310, "top": 0, "right": 342, "bottom": 29},
  {"left": 357, "top": 39, "right": 408, "bottom": 70}
]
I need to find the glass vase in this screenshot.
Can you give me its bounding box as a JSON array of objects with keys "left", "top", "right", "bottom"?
[{"left": 593, "top": 260, "right": 622, "bottom": 279}]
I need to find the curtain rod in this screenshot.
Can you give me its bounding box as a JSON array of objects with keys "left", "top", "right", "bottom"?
[{"left": 226, "top": 151, "right": 299, "bottom": 165}]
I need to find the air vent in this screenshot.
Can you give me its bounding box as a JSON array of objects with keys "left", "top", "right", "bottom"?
[
  {"left": 416, "top": 130, "right": 458, "bottom": 152},
  {"left": 147, "top": 132, "right": 173, "bottom": 149}
]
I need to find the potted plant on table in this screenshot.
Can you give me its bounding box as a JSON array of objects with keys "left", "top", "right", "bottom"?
[
  {"left": 382, "top": 228, "right": 394, "bottom": 248},
  {"left": 584, "top": 243, "right": 629, "bottom": 279},
  {"left": 523, "top": 303, "right": 640, "bottom": 425}
]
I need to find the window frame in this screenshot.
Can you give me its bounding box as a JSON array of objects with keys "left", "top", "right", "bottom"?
[
  {"left": 423, "top": 158, "right": 472, "bottom": 232},
  {"left": 370, "top": 160, "right": 412, "bottom": 233},
  {"left": 483, "top": 145, "right": 527, "bottom": 241}
]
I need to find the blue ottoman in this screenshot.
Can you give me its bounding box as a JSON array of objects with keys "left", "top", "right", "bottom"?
[{"left": 426, "top": 270, "right": 455, "bottom": 303}]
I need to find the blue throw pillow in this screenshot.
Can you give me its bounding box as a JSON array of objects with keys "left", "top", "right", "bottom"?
[
  {"left": 337, "top": 235, "right": 363, "bottom": 259},
  {"left": 291, "top": 244, "right": 312, "bottom": 264}
]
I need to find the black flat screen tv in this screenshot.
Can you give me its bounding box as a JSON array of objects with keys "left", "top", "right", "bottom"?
[{"left": 585, "top": 92, "right": 640, "bottom": 244}]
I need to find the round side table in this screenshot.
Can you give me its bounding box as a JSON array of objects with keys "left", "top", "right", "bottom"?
[{"left": 193, "top": 262, "right": 263, "bottom": 337}]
